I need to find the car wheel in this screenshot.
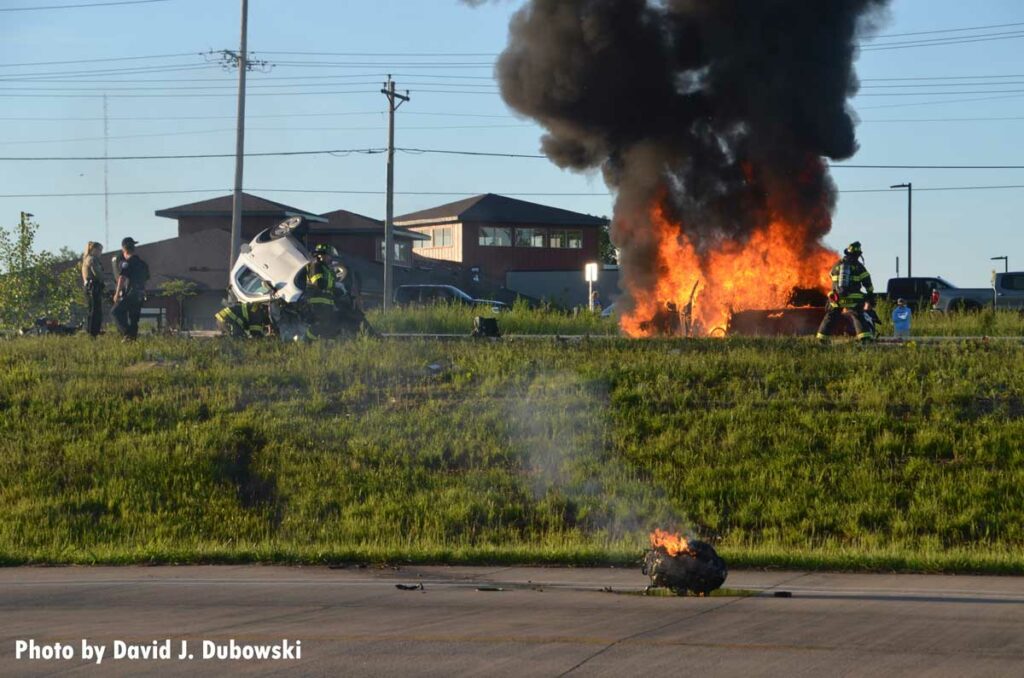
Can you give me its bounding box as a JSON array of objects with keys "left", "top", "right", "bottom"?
[{"left": 268, "top": 216, "right": 306, "bottom": 240}]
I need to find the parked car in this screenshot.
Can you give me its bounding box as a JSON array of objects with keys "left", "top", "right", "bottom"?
[
  {"left": 394, "top": 284, "right": 508, "bottom": 313},
  {"left": 885, "top": 277, "right": 952, "bottom": 311},
  {"left": 931, "top": 272, "right": 1024, "bottom": 312}
]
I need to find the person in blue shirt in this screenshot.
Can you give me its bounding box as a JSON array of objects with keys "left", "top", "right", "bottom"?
[{"left": 892, "top": 298, "right": 912, "bottom": 339}]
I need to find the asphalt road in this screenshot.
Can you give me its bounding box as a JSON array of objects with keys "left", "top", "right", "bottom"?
[{"left": 3, "top": 565, "right": 1024, "bottom": 677}]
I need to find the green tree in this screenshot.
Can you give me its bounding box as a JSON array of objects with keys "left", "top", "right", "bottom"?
[
  {"left": 158, "top": 278, "right": 199, "bottom": 330},
  {"left": 0, "top": 214, "right": 83, "bottom": 332},
  {"left": 599, "top": 221, "right": 618, "bottom": 265}
]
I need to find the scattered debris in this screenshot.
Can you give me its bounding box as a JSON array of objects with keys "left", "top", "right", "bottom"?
[
  {"left": 471, "top": 316, "right": 501, "bottom": 338},
  {"left": 19, "top": 319, "right": 81, "bottom": 336},
  {"left": 643, "top": 529, "right": 727, "bottom": 596},
  {"left": 395, "top": 583, "right": 424, "bottom": 591}
]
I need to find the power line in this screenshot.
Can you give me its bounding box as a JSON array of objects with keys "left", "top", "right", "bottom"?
[
  {"left": 0, "top": 111, "right": 513, "bottom": 121},
  {"left": 0, "top": 124, "right": 532, "bottom": 146},
  {"left": 0, "top": 52, "right": 197, "bottom": 68},
  {"left": 0, "top": 0, "right": 169, "bottom": 11},
  {"left": 869, "top": 29, "right": 1024, "bottom": 47},
  {"left": 271, "top": 62, "right": 494, "bottom": 70},
  {"left": 0, "top": 81, "right": 499, "bottom": 92},
  {"left": 0, "top": 88, "right": 503, "bottom": 99},
  {"left": 862, "top": 73, "right": 1024, "bottom": 82},
  {"left": 858, "top": 89, "right": 1024, "bottom": 96},
  {"left": 839, "top": 184, "right": 1024, "bottom": 193},
  {"left": 2, "top": 142, "right": 1022, "bottom": 168},
  {"left": 861, "top": 82, "right": 1024, "bottom": 89},
  {"left": 4, "top": 184, "right": 1024, "bottom": 199},
  {"left": 0, "top": 147, "right": 387, "bottom": 161},
  {"left": 0, "top": 82, "right": 384, "bottom": 92},
  {"left": 0, "top": 64, "right": 219, "bottom": 78},
  {"left": 0, "top": 72, "right": 499, "bottom": 83},
  {"left": 860, "top": 93, "right": 1024, "bottom": 109},
  {"left": 873, "top": 21, "right": 1024, "bottom": 39},
  {"left": 0, "top": 89, "right": 379, "bottom": 98},
  {"left": 862, "top": 32, "right": 1024, "bottom": 51},
  {"left": 862, "top": 116, "right": 1024, "bottom": 123},
  {"left": 832, "top": 164, "right": 1024, "bottom": 170},
  {"left": 256, "top": 51, "right": 500, "bottom": 58},
  {"left": 398, "top": 147, "right": 546, "bottom": 159}
]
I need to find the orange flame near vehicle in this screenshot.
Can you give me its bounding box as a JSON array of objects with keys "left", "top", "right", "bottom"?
[
  {"left": 650, "top": 528, "right": 693, "bottom": 557},
  {"left": 620, "top": 196, "right": 837, "bottom": 337}
]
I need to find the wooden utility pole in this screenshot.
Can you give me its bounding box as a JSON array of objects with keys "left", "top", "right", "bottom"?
[
  {"left": 229, "top": 0, "right": 249, "bottom": 271},
  {"left": 381, "top": 76, "right": 409, "bottom": 312}
]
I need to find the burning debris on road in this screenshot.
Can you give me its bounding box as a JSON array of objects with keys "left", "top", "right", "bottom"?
[
  {"left": 642, "top": 529, "right": 727, "bottom": 596},
  {"left": 490, "top": 0, "right": 891, "bottom": 337}
]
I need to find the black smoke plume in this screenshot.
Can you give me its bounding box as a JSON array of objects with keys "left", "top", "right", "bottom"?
[{"left": 488, "top": 0, "right": 890, "bottom": 319}]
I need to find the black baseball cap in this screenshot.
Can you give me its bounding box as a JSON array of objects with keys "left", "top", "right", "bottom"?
[{"left": 121, "top": 237, "right": 138, "bottom": 249}]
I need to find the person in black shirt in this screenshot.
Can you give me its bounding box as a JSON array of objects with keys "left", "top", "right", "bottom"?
[{"left": 111, "top": 237, "right": 149, "bottom": 340}]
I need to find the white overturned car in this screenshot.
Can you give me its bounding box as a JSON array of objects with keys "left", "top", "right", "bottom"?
[
  {"left": 230, "top": 216, "right": 313, "bottom": 304},
  {"left": 221, "top": 216, "right": 371, "bottom": 340}
]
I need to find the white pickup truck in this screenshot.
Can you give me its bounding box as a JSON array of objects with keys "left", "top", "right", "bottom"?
[{"left": 932, "top": 272, "right": 1024, "bottom": 312}]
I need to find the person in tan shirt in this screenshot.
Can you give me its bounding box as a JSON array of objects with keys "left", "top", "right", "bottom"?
[{"left": 81, "top": 241, "right": 105, "bottom": 337}]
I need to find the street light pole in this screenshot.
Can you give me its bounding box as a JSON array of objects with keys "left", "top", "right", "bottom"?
[
  {"left": 991, "top": 256, "right": 1008, "bottom": 273},
  {"left": 890, "top": 183, "right": 912, "bottom": 277},
  {"left": 584, "top": 262, "right": 599, "bottom": 311}
]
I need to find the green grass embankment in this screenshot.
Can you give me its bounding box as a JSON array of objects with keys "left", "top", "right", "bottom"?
[
  {"left": 367, "top": 301, "right": 1024, "bottom": 338},
  {"left": 2, "top": 335, "right": 1024, "bottom": 572}
]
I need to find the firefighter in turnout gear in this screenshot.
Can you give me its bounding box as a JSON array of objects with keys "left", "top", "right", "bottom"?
[
  {"left": 216, "top": 302, "right": 271, "bottom": 338},
  {"left": 816, "top": 241, "right": 876, "bottom": 342},
  {"left": 305, "top": 243, "right": 340, "bottom": 335}
]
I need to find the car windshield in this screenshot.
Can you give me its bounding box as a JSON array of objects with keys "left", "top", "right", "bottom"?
[{"left": 235, "top": 266, "right": 268, "bottom": 296}]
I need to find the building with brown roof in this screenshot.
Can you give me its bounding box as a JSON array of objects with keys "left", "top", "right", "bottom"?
[
  {"left": 395, "top": 193, "right": 609, "bottom": 283},
  {"left": 155, "top": 193, "right": 326, "bottom": 239}
]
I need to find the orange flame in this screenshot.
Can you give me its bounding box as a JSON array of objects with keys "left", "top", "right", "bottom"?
[
  {"left": 650, "top": 528, "right": 693, "bottom": 557},
  {"left": 621, "top": 196, "right": 837, "bottom": 337}
]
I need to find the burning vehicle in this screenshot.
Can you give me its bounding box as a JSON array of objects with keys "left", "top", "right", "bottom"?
[
  {"left": 642, "top": 529, "right": 727, "bottom": 596},
  {"left": 488, "top": 0, "right": 891, "bottom": 338},
  {"left": 219, "top": 216, "right": 374, "bottom": 341}
]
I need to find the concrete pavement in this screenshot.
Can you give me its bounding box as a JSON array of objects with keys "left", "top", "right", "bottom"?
[{"left": 2, "top": 565, "right": 1024, "bottom": 676}]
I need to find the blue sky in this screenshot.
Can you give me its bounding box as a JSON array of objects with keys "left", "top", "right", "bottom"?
[{"left": 1, "top": 0, "right": 1022, "bottom": 287}]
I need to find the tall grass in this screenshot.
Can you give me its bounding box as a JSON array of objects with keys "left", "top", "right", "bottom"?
[
  {"left": 368, "top": 300, "right": 617, "bottom": 335},
  {"left": 371, "top": 301, "right": 1024, "bottom": 338},
  {"left": 2, "top": 335, "right": 1024, "bottom": 572}
]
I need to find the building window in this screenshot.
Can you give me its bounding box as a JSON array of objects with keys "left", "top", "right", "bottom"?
[
  {"left": 550, "top": 230, "right": 583, "bottom": 249},
  {"left": 515, "top": 228, "right": 546, "bottom": 248},
  {"left": 436, "top": 227, "right": 452, "bottom": 247},
  {"left": 378, "top": 239, "right": 412, "bottom": 265},
  {"left": 478, "top": 226, "right": 512, "bottom": 247},
  {"left": 413, "top": 230, "right": 432, "bottom": 250}
]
